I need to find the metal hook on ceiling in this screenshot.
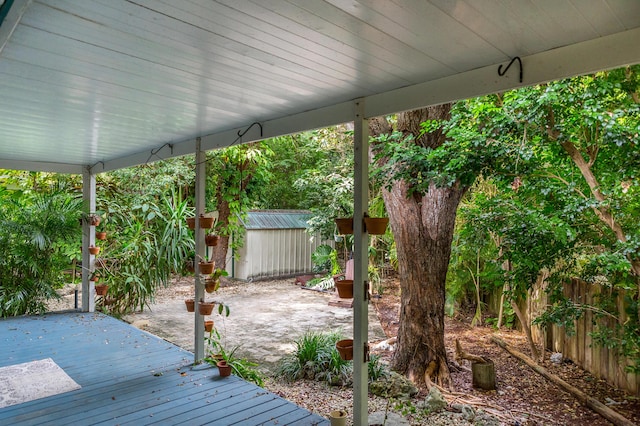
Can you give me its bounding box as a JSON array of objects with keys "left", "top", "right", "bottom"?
[
  {"left": 237, "top": 122, "right": 263, "bottom": 139},
  {"left": 498, "top": 56, "right": 523, "bottom": 83}
]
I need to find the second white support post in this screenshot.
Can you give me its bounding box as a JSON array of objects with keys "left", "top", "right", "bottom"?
[
  {"left": 352, "top": 99, "right": 369, "bottom": 425},
  {"left": 81, "top": 167, "right": 96, "bottom": 313},
  {"left": 194, "top": 138, "right": 206, "bottom": 362}
]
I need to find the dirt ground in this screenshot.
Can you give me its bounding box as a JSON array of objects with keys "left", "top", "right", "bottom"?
[
  {"left": 373, "top": 277, "right": 640, "bottom": 426},
  {"left": 121, "top": 277, "right": 386, "bottom": 369},
  {"left": 50, "top": 276, "right": 640, "bottom": 425}
]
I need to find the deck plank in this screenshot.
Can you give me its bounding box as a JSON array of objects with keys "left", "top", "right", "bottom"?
[{"left": 0, "top": 312, "right": 328, "bottom": 425}]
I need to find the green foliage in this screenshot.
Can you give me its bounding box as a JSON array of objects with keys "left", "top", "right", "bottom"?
[
  {"left": 204, "top": 329, "right": 265, "bottom": 386},
  {"left": 443, "top": 67, "right": 640, "bottom": 369},
  {"left": 96, "top": 190, "right": 194, "bottom": 314},
  {"left": 275, "top": 330, "right": 352, "bottom": 385},
  {"left": 311, "top": 244, "right": 339, "bottom": 274},
  {"left": 0, "top": 188, "right": 82, "bottom": 316},
  {"left": 367, "top": 354, "right": 389, "bottom": 381}
]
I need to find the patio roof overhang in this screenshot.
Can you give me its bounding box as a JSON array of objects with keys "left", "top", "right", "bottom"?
[{"left": 0, "top": 0, "right": 639, "bottom": 174}]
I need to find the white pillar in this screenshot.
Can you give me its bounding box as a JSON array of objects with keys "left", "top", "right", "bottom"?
[
  {"left": 194, "top": 138, "right": 206, "bottom": 361},
  {"left": 353, "top": 99, "right": 369, "bottom": 425},
  {"left": 81, "top": 167, "right": 96, "bottom": 312}
]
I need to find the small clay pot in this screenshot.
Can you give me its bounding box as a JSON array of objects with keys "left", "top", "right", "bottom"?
[
  {"left": 205, "top": 278, "right": 219, "bottom": 293},
  {"left": 96, "top": 231, "right": 107, "bottom": 240},
  {"left": 335, "top": 280, "right": 353, "bottom": 299},
  {"left": 185, "top": 299, "right": 195, "bottom": 312},
  {"left": 88, "top": 246, "right": 100, "bottom": 255},
  {"left": 336, "top": 339, "right": 353, "bottom": 361},
  {"left": 95, "top": 284, "right": 108, "bottom": 296},
  {"left": 199, "top": 261, "right": 215, "bottom": 275},
  {"left": 364, "top": 217, "right": 389, "bottom": 235},
  {"left": 186, "top": 217, "right": 196, "bottom": 229},
  {"left": 198, "top": 301, "right": 215, "bottom": 315},
  {"left": 199, "top": 214, "right": 215, "bottom": 229},
  {"left": 89, "top": 215, "right": 101, "bottom": 227},
  {"left": 217, "top": 360, "right": 232, "bottom": 377},
  {"left": 204, "top": 320, "right": 214, "bottom": 332},
  {"left": 335, "top": 218, "right": 353, "bottom": 234},
  {"left": 205, "top": 234, "right": 219, "bottom": 246}
]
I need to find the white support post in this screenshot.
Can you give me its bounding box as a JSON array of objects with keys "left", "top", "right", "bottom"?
[
  {"left": 194, "top": 138, "right": 206, "bottom": 362},
  {"left": 353, "top": 99, "right": 369, "bottom": 425},
  {"left": 81, "top": 167, "right": 96, "bottom": 312}
]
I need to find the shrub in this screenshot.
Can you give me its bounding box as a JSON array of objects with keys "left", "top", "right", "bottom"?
[
  {"left": 0, "top": 190, "right": 82, "bottom": 317},
  {"left": 276, "top": 331, "right": 390, "bottom": 386}
]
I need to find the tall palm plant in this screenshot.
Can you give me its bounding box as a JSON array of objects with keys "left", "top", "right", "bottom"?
[{"left": 0, "top": 190, "right": 82, "bottom": 317}]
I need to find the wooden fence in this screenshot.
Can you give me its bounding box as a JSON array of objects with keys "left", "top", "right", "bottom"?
[{"left": 488, "top": 278, "right": 639, "bottom": 395}]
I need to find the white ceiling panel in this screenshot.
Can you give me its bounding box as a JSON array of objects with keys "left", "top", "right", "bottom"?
[{"left": 0, "top": 0, "right": 639, "bottom": 173}]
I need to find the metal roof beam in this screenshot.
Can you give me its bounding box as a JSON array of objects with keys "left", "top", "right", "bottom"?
[
  {"left": 0, "top": 0, "right": 31, "bottom": 55},
  {"left": 0, "top": 159, "right": 83, "bottom": 174}
]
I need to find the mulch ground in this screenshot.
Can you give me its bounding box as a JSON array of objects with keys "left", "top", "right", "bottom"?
[{"left": 371, "top": 277, "right": 640, "bottom": 425}]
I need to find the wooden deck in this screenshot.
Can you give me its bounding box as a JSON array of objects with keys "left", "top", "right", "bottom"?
[{"left": 0, "top": 312, "right": 328, "bottom": 425}]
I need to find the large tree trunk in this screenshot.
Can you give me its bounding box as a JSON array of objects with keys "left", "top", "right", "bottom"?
[{"left": 370, "top": 105, "right": 466, "bottom": 389}]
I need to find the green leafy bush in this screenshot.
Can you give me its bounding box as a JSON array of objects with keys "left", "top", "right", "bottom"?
[
  {"left": 0, "top": 190, "right": 82, "bottom": 317},
  {"left": 276, "top": 331, "right": 390, "bottom": 386}
]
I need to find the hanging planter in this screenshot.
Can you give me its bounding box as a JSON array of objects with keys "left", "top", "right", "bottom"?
[
  {"left": 95, "top": 284, "right": 108, "bottom": 296},
  {"left": 204, "top": 320, "right": 214, "bottom": 332},
  {"left": 335, "top": 280, "right": 353, "bottom": 299},
  {"left": 199, "top": 214, "right": 215, "bottom": 229},
  {"left": 364, "top": 217, "right": 389, "bottom": 235},
  {"left": 88, "top": 246, "right": 100, "bottom": 255},
  {"left": 216, "top": 360, "right": 232, "bottom": 377},
  {"left": 96, "top": 231, "right": 107, "bottom": 240},
  {"left": 89, "top": 214, "right": 101, "bottom": 227},
  {"left": 186, "top": 217, "right": 196, "bottom": 229},
  {"left": 185, "top": 299, "right": 195, "bottom": 312},
  {"left": 205, "top": 278, "right": 220, "bottom": 293},
  {"left": 205, "top": 233, "right": 219, "bottom": 246},
  {"left": 198, "top": 301, "right": 215, "bottom": 315},
  {"left": 199, "top": 261, "right": 215, "bottom": 275},
  {"left": 336, "top": 339, "right": 353, "bottom": 361},
  {"left": 335, "top": 218, "right": 353, "bottom": 235}
]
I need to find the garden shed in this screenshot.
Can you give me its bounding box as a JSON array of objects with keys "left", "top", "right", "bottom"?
[{"left": 228, "top": 210, "right": 330, "bottom": 281}]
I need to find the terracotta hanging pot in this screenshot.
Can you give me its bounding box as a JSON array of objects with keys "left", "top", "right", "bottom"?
[
  {"left": 336, "top": 339, "right": 353, "bottom": 361},
  {"left": 335, "top": 280, "right": 353, "bottom": 299},
  {"left": 204, "top": 320, "right": 214, "bottom": 332},
  {"left": 95, "top": 284, "right": 108, "bottom": 296},
  {"left": 205, "top": 233, "right": 219, "bottom": 246},
  {"left": 186, "top": 217, "right": 196, "bottom": 229},
  {"left": 198, "top": 301, "right": 215, "bottom": 315},
  {"left": 185, "top": 259, "right": 195, "bottom": 274},
  {"left": 96, "top": 231, "right": 107, "bottom": 240},
  {"left": 216, "top": 360, "right": 232, "bottom": 377},
  {"left": 199, "top": 214, "right": 215, "bottom": 229},
  {"left": 88, "top": 246, "right": 100, "bottom": 255},
  {"left": 335, "top": 218, "right": 353, "bottom": 235},
  {"left": 199, "top": 261, "right": 215, "bottom": 275},
  {"left": 89, "top": 214, "right": 101, "bottom": 227},
  {"left": 205, "top": 278, "right": 220, "bottom": 293},
  {"left": 364, "top": 217, "right": 389, "bottom": 235},
  {"left": 185, "top": 299, "right": 195, "bottom": 312}
]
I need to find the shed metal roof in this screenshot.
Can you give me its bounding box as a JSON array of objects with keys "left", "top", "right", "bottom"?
[
  {"left": 0, "top": 1, "right": 639, "bottom": 174},
  {"left": 240, "top": 210, "right": 311, "bottom": 230}
]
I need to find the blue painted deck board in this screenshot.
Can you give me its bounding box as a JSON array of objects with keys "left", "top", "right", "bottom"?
[{"left": 0, "top": 312, "right": 328, "bottom": 425}]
